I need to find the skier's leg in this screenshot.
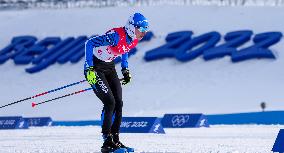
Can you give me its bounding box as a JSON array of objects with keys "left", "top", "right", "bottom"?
[
  {"left": 85, "top": 71, "right": 121, "bottom": 153},
  {"left": 88, "top": 71, "right": 116, "bottom": 134},
  {"left": 106, "top": 68, "right": 123, "bottom": 134},
  {"left": 107, "top": 69, "right": 134, "bottom": 152}
]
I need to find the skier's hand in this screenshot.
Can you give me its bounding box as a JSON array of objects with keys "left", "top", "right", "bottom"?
[
  {"left": 121, "top": 68, "right": 131, "bottom": 85},
  {"left": 85, "top": 66, "right": 97, "bottom": 85}
]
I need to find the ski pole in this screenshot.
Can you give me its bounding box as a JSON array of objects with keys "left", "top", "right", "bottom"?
[
  {"left": 32, "top": 87, "right": 93, "bottom": 108},
  {"left": 0, "top": 80, "right": 87, "bottom": 109},
  {"left": 32, "top": 78, "right": 125, "bottom": 107}
]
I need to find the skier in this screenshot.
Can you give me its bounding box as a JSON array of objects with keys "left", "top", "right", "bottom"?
[{"left": 84, "top": 13, "right": 149, "bottom": 153}]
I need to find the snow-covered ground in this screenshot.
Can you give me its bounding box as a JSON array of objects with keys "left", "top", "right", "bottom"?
[
  {"left": 2, "top": 0, "right": 284, "bottom": 10},
  {"left": 1, "top": 5, "right": 284, "bottom": 120},
  {"left": 0, "top": 125, "right": 282, "bottom": 153},
  {"left": 0, "top": 4, "right": 284, "bottom": 153}
]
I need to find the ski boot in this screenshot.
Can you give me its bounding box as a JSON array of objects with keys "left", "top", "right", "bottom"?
[
  {"left": 101, "top": 134, "right": 127, "bottom": 153},
  {"left": 113, "top": 133, "right": 134, "bottom": 153}
]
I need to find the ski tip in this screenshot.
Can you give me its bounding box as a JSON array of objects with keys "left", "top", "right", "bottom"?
[
  {"left": 126, "top": 148, "right": 134, "bottom": 152},
  {"left": 113, "top": 148, "right": 128, "bottom": 153},
  {"left": 32, "top": 102, "right": 36, "bottom": 108}
]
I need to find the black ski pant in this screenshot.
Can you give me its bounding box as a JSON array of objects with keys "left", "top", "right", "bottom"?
[{"left": 85, "top": 57, "right": 123, "bottom": 135}]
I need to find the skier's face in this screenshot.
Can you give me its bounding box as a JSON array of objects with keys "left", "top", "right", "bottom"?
[{"left": 135, "top": 27, "right": 147, "bottom": 40}]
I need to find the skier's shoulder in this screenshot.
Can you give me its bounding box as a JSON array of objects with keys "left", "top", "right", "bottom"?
[
  {"left": 103, "top": 28, "right": 122, "bottom": 46},
  {"left": 86, "top": 29, "right": 120, "bottom": 47},
  {"left": 106, "top": 27, "right": 127, "bottom": 39},
  {"left": 105, "top": 29, "right": 119, "bottom": 39}
]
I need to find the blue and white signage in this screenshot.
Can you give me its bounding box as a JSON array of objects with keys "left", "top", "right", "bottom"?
[
  {"left": 272, "top": 129, "right": 284, "bottom": 152},
  {"left": 120, "top": 117, "right": 165, "bottom": 134},
  {"left": 161, "top": 113, "right": 209, "bottom": 128},
  {"left": 0, "top": 116, "right": 29, "bottom": 129},
  {"left": 23, "top": 117, "right": 52, "bottom": 127}
]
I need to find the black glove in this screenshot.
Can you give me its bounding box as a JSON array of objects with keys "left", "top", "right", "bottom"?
[{"left": 121, "top": 68, "right": 131, "bottom": 85}]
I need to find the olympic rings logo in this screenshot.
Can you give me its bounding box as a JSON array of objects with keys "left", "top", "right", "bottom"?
[{"left": 171, "top": 115, "right": 190, "bottom": 127}]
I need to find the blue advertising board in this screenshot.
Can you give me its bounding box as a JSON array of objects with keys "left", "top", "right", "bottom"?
[
  {"left": 161, "top": 113, "right": 209, "bottom": 128},
  {"left": 23, "top": 117, "right": 52, "bottom": 127},
  {"left": 120, "top": 117, "right": 165, "bottom": 134},
  {"left": 0, "top": 116, "right": 29, "bottom": 129},
  {"left": 272, "top": 129, "right": 284, "bottom": 152}
]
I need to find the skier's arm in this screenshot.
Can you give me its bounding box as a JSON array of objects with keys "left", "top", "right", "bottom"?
[
  {"left": 84, "top": 32, "right": 119, "bottom": 85},
  {"left": 85, "top": 32, "right": 119, "bottom": 68},
  {"left": 121, "top": 53, "right": 131, "bottom": 85},
  {"left": 121, "top": 53, "right": 129, "bottom": 69}
]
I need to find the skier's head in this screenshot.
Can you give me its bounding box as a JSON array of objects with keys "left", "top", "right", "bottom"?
[{"left": 125, "top": 12, "right": 149, "bottom": 40}]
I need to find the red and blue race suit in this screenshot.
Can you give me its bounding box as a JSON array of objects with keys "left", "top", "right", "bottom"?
[
  {"left": 84, "top": 27, "right": 138, "bottom": 70},
  {"left": 84, "top": 27, "right": 138, "bottom": 135}
]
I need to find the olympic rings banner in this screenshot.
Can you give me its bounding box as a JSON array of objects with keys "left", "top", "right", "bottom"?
[{"left": 161, "top": 113, "right": 209, "bottom": 128}]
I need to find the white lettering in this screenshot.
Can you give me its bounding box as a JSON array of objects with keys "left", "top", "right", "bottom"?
[
  {"left": 121, "top": 122, "right": 131, "bottom": 128},
  {"left": 131, "top": 121, "right": 148, "bottom": 127},
  {"left": 97, "top": 76, "right": 108, "bottom": 93},
  {"left": 4, "top": 120, "right": 15, "bottom": 125}
]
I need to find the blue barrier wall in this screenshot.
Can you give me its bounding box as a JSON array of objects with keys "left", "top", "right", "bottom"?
[
  {"left": 272, "top": 129, "right": 284, "bottom": 152},
  {"left": 207, "top": 111, "right": 284, "bottom": 125},
  {"left": 49, "top": 111, "right": 284, "bottom": 126},
  {"left": 52, "top": 120, "right": 101, "bottom": 126},
  {"left": 0, "top": 116, "right": 29, "bottom": 129},
  {"left": 120, "top": 117, "right": 165, "bottom": 134},
  {"left": 23, "top": 117, "right": 52, "bottom": 126}
]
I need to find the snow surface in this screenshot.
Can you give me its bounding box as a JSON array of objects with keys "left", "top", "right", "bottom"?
[
  {"left": 2, "top": 0, "right": 284, "bottom": 10},
  {"left": 0, "top": 125, "right": 282, "bottom": 153},
  {"left": 0, "top": 5, "right": 284, "bottom": 120},
  {"left": 0, "top": 4, "right": 284, "bottom": 153}
]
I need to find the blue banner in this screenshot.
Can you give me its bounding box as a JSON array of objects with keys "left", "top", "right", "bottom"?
[
  {"left": 120, "top": 117, "right": 165, "bottom": 134},
  {"left": 23, "top": 117, "right": 52, "bottom": 127},
  {"left": 207, "top": 111, "right": 284, "bottom": 125},
  {"left": 161, "top": 113, "right": 209, "bottom": 128},
  {"left": 272, "top": 129, "right": 284, "bottom": 152},
  {"left": 0, "top": 116, "right": 29, "bottom": 129},
  {"left": 52, "top": 120, "right": 101, "bottom": 126}
]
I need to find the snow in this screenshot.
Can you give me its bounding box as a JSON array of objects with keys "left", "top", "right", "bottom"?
[
  {"left": 2, "top": 0, "right": 284, "bottom": 10},
  {"left": 0, "top": 125, "right": 282, "bottom": 153},
  {"left": 1, "top": 5, "right": 284, "bottom": 120},
  {"left": 0, "top": 4, "right": 284, "bottom": 153}
]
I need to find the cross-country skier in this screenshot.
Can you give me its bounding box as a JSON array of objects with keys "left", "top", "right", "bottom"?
[{"left": 84, "top": 13, "right": 149, "bottom": 153}]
